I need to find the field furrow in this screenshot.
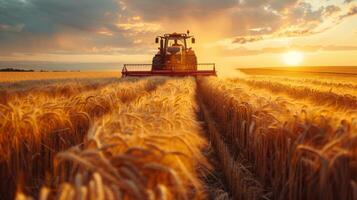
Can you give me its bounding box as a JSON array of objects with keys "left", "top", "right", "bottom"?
[
  {"left": 18, "top": 77, "right": 212, "bottom": 200},
  {"left": 198, "top": 96, "right": 267, "bottom": 200},
  {"left": 198, "top": 77, "right": 357, "bottom": 200},
  {"left": 2, "top": 70, "right": 357, "bottom": 200}
]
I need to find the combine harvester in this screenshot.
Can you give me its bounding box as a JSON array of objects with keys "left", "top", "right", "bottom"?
[{"left": 122, "top": 31, "right": 217, "bottom": 77}]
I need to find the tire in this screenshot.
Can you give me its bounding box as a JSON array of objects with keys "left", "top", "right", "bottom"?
[
  {"left": 185, "top": 54, "right": 197, "bottom": 71},
  {"left": 152, "top": 55, "right": 163, "bottom": 70}
]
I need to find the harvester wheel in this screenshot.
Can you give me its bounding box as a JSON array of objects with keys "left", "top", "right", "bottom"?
[
  {"left": 152, "top": 55, "right": 164, "bottom": 70},
  {"left": 186, "top": 55, "right": 197, "bottom": 70}
]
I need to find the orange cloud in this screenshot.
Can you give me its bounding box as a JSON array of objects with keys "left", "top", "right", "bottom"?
[{"left": 0, "top": 0, "right": 356, "bottom": 68}]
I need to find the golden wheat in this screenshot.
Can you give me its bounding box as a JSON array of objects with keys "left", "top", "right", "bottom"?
[
  {"left": 0, "top": 78, "right": 119, "bottom": 105},
  {"left": 1, "top": 77, "right": 167, "bottom": 199},
  {"left": 198, "top": 76, "right": 357, "bottom": 200},
  {"left": 231, "top": 78, "right": 357, "bottom": 110},
  {"left": 18, "top": 78, "right": 211, "bottom": 200},
  {"left": 0, "top": 72, "right": 119, "bottom": 82},
  {"left": 5, "top": 72, "right": 357, "bottom": 200}
]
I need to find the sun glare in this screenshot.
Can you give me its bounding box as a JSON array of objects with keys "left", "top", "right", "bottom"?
[{"left": 282, "top": 51, "right": 304, "bottom": 66}]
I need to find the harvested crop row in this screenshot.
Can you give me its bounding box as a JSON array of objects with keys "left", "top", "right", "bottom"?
[
  {"left": 198, "top": 97, "right": 267, "bottom": 200},
  {"left": 0, "top": 77, "right": 119, "bottom": 105},
  {"left": 19, "top": 77, "right": 211, "bottom": 200},
  {"left": 198, "top": 77, "right": 357, "bottom": 200},
  {"left": 0, "top": 77, "right": 166, "bottom": 200},
  {"left": 232, "top": 78, "right": 357, "bottom": 111}
]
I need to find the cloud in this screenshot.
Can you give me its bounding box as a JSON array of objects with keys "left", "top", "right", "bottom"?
[
  {"left": 0, "top": 0, "right": 356, "bottom": 58},
  {"left": 122, "top": 0, "right": 303, "bottom": 37},
  {"left": 0, "top": 0, "right": 120, "bottom": 33},
  {"left": 229, "top": 1, "right": 357, "bottom": 45},
  {"left": 0, "top": 24, "right": 24, "bottom": 32},
  {"left": 344, "top": 0, "right": 355, "bottom": 4},
  {"left": 241, "top": 0, "right": 299, "bottom": 11},
  {"left": 339, "top": 5, "right": 357, "bottom": 19},
  {"left": 225, "top": 1, "right": 332, "bottom": 44},
  {"left": 324, "top": 5, "right": 341, "bottom": 16},
  {"left": 0, "top": 0, "right": 158, "bottom": 55},
  {"left": 233, "top": 36, "right": 264, "bottom": 44},
  {"left": 219, "top": 45, "right": 357, "bottom": 57},
  {"left": 121, "top": 0, "right": 237, "bottom": 21}
]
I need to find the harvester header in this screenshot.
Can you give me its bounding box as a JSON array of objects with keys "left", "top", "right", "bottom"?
[{"left": 122, "top": 31, "right": 217, "bottom": 77}]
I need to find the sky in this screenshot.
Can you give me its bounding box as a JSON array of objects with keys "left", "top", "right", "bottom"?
[{"left": 0, "top": 0, "right": 357, "bottom": 71}]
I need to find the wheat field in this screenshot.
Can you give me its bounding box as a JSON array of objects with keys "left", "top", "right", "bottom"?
[
  {"left": 0, "top": 70, "right": 356, "bottom": 200},
  {"left": 0, "top": 72, "right": 119, "bottom": 83}
]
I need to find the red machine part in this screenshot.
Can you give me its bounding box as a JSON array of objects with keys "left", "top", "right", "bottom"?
[{"left": 121, "top": 64, "right": 217, "bottom": 77}]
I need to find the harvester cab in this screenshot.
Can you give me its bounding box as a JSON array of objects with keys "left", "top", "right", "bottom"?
[{"left": 122, "top": 31, "right": 216, "bottom": 77}]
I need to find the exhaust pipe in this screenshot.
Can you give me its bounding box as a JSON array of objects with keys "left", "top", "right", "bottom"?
[{"left": 160, "top": 39, "right": 164, "bottom": 55}]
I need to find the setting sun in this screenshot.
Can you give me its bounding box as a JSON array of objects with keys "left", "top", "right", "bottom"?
[{"left": 282, "top": 51, "right": 304, "bottom": 66}]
